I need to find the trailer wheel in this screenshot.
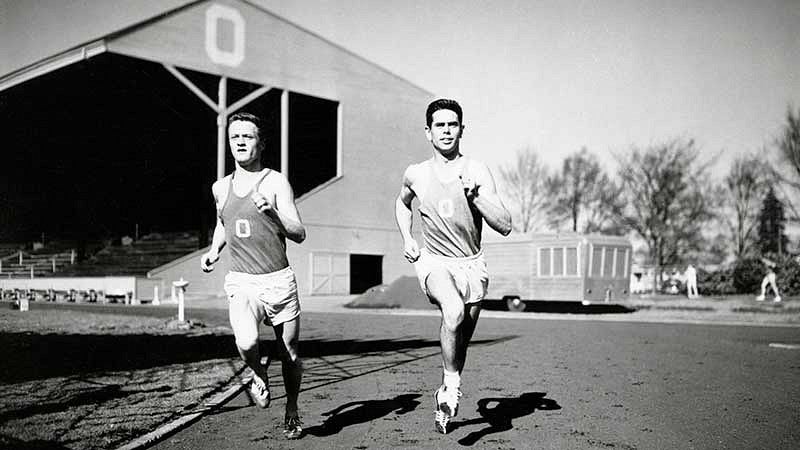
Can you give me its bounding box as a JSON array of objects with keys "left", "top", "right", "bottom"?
[{"left": 504, "top": 296, "right": 525, "bottom": 312}]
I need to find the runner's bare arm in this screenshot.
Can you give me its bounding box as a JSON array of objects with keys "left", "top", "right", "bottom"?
[
  {"left": 462, "top": 161, "right": 512, "bottom": 236},
  {"left": 201, "top": 181, "right": 228, "bottom": 272},
  {"left": 395, "top": 166, "right": 420, "bottom": 262},
  {"left": 254, "top": 172, "right": 306, "bottom": 243}
]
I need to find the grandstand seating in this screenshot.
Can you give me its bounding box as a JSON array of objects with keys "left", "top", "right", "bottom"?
[
  {"left": 0, "top": 242, "right": 24, "bottom": 259},
  {"left": 61, "top": 232, "right": 199, "bottom": 276},
  {"left": 0, "top": 232, "right": 199, "bottom": 279},
  {"left": 0, "top": 249, "right": 76, "bottom": 278}
]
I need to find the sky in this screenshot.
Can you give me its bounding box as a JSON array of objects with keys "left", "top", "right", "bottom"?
[{"left": 256, "top": 0, "right": 799, "bottom": 176}]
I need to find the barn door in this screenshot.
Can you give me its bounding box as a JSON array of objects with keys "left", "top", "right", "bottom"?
[{"left": 310, "top": 252, "right": 349, "bottom": 295}]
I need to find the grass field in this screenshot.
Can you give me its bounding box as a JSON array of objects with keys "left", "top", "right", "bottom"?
[
  {"left": 621, "top": 293, "right": 800, "bottom": 324},
  {"left": 0, "top": 305, "right": 246, "bottom": 450}
]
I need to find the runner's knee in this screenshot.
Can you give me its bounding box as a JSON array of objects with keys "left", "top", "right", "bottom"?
[
  {"left": 234, "top": 330, "right": 259, "bottom": 352},
  {"left": 274, "top": 333, "right": 300, "bottom": 363},
  {"left": 278, "top": 343, "right": 301, "bottom": 364},
  {"left": 440, "top": 302, "right": 464, "bottom": 331}
]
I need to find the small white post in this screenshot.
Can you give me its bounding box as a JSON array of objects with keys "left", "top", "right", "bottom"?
[
  {"left": 19, "top": 294, "right": 29, "bottom": 312},
  {"left": 19, "top": 251, "right": 23, "bottom": 265},
  {"left": 173, "top": 278, "right": 189, "bottom": 323},
  {"left": 71, "top": 250, "right": 76, "bottom": 264},
  {"left": 178, "top": 289, "right": 184, "bottom": 322},
  {"left": 153, "top": 285, "right": 160, "bottom": 305},
  {"left": 52, "top": 258, "right": 56, "bottom": 273},
  {"left": 30, "top": 265, "right": 34, "bottom": 279}
]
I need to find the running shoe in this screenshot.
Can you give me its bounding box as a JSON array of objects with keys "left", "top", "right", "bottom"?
[
  {"left": 283, "top": 415, "right": 303, "bottom": 440},
  {"left": 249, "top": 375, "right": 270, "bottom": 408},
  {"left": 774, "top": 296, "right": 782, "bottom": 303},
  {"left": 433, "top": 385, "right": 462, "bottom": 434},
  {"left": 756, "top": 295, "right": 765, "bottom": 302}
]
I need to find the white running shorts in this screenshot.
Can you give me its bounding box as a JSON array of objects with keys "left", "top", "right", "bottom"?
[
  {"left": 224, "top": 267, "right": 300, "bottom": 326},
  {"left": 413, "top": 249, "right": 489, "bottom": 305}
]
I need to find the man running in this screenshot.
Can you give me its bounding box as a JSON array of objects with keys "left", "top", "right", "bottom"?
[
  {"left": 395, "top": 99, "right": 512, "bottom": 434},
  {"left": 756, "top": 257, "right": 781, "bottom": 303},
  {"left": 201, "top": 112, "right": 306, "bottom": 439}
]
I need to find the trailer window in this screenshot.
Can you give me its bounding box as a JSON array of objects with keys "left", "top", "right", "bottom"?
[
  {"left": 566, "top": 247, "right": 578, "bottom": 275},
  {"left": 553, "top": 248, "right": 564, "bottom": 276},
  {"left": 615, "top": 248, "right": 628, "bottom": 278},
  {"left": 603, "top": 247, "right": 615, "bottom": 277},
  {"left": 591, "top": 246, "right": 603, "bottom": 276},
  {"left": 539, "top": 248, "right": 551, "bottom": 276}
]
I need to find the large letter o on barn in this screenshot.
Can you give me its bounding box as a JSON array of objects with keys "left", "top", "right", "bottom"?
[{"left": 205, "top": 4, "right": 245, "bottom": 67}]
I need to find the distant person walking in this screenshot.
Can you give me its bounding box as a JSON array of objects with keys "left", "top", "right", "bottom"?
[
  {"left": 395, "top": 99, "right": 512, "bottom": 434},
  {"left": 685, "top": 264, "right": 699, "bottom": 299},
  {"left": 756, "top": 258, "right": 781, "bottom": 303},
  {"left": 200, "top": 112, "right": 307, "bottom": 439}
]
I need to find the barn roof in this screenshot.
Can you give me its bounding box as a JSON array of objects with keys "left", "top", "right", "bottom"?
[{"left": 0, "top": 0, "right": 431, "bottom": 97}]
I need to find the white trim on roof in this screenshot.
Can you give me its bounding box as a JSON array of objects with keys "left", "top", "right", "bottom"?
[{"left": 0, "top": 40, "right": 107, "bottom": 93}]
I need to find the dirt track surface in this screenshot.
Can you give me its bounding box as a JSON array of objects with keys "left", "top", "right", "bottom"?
[{"left": 151, "top": 311, "right": 800, "bottom": 450}]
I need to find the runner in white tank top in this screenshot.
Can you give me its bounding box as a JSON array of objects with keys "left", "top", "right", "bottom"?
[
  {"left": 200, "top": 112, "right": 306, "bottom": 440},
  {"left": 395, "top": 99, "right": 512, "bottom": 434}
]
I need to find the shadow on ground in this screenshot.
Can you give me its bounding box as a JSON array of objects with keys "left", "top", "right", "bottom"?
[
  {"left": 452, "top": 392, "right": 562, "bottom": 446},
  {"left": 0, "top": 331, "right": 237, "bottom": 383},
  {"left": 0, "top": 333, "right": 509, "bottom": 383},
  {"left": 305, "top": 393, "right": 422, "bottom": 436},
  {"left": 0, "top": 384, "right": 172, "bottom": 423},
  {"left": 482, "top": 300, "right": 635, "bottom": 314},
  {"left": 0, "top": 434, "right": 71, "bottom": 450}
]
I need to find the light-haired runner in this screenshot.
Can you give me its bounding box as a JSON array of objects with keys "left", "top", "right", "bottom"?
[
  {"left": 201, "top": 112, "right": 306, "bottom": 439},
  {"left": 395, "top": 99, "right": 512, "bottom": 434}
]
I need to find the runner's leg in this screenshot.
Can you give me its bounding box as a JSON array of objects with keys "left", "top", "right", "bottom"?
[
  {"left": 274, "top": 317, "right": 302, "bottom": 418},
  {"left": 425, "top": 266, "right": 465, "bottom": 374},
  {"left": 768, "top": 273, "right": 780, "bottom": 297},
  {"left": 456, "top": 302, "right": 482, "bottom": 374},
  {"left": 229, "top": 294, "right": 268, "bottom": 381}
]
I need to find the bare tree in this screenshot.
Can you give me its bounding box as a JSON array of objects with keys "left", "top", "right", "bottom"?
[
  {"left": 497, "top": 147, "right": 549, "bottom": 233},
  {"left": 545, "top": 147, "right": 623, "bottom": 234},
  {"left": 611, "top": 138, "right": 717, "bottom": 293},
  {"left": 722, "top": 153, "right": 770, "bottom": 259},
  {"left": 773, "top": 105, "right": 800, "bottom": 222}
]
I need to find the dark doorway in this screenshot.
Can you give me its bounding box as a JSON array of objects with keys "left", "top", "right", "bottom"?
[{"left": 349, "top": 254, "right": 383, "bottom": 294}]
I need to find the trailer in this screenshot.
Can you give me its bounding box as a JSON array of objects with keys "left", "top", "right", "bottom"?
[{"left": 482, "top": 233, "right": 632, "bottom": 311}]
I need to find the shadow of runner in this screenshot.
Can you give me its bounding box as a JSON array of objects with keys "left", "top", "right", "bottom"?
[
  {"left": 305, "top": 394, "right": 421, "bottom": 436},
  {"left": 452, "top": 392, "right": 561, "bottom": 446},
  {"left": 0, "top": 335, "right": 445, "bottom": 383},
  {"left": 0, "top": 384, "right": 172, "bottom": 422},
  {"left": 0, "top": 434, "right": 71, "bottom": 450},
  {"left": 261, "top": 337, "right": 517, "bottom": 402}
]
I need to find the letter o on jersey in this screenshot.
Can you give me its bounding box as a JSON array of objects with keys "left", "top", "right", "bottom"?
[
  {"left": 235, "top": 219, "right": 252, "bottom": 238},
  {"left": 437, "top": 199, "right": 454, "bottom": 218},
  {"left": 205, "top": 4, "right": 246, "bottom": 67}
]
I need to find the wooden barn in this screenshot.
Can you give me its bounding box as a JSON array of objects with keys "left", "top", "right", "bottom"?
[{"left": 0, "top": 0, "right": 432, "bottom": 299}]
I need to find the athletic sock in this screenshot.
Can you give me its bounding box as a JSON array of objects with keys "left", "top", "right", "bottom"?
[{"left": 443, "top": 369, "right": 461, "bottom": 390}]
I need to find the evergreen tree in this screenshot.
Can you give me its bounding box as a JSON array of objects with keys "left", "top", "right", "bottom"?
[{"left": 757, "top": 187, "right": 789, "bottom": 255}]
